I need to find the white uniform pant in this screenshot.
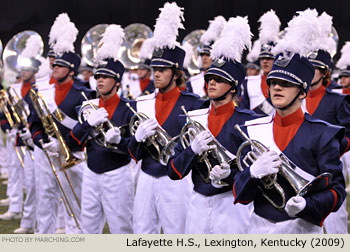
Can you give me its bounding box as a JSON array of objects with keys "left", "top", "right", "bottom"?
[
  {"left": 81, "top": 162, "right": 134, "bottom": 234},
  {"left": 248, "top": 212, "right": 323, "bottom": 234},
  {"left": 185, "top": 190, "right": 253, "bottom": 234},
  {"left": 35, "top": 151, "right": 85, "bottom": 234},
  {"left": 133, "top": 170, "right": 191, "bottom": 234},
  {"left": 20, "top": 150, "right": 36, "bottom": 228},
  {"left": 0, "top": 131, "right": 8, "bottom": 176},
  {"left": 6, "top": 137, "right": 23, "bottom": 213}
]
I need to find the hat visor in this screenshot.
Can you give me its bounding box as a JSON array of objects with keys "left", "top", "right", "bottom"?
[
  {"left": 94, "top": 69, "right": 117, "bottom": 79},
  {"left": 309, "top": 59, "right": 328, "bottom": 70},
  {"left": 266, "top": 71, "right": 302, "bottom": 86},
  {"left": 259, "top": 53, "right": 275, "bottom": 59},
  {"left": 205, "top": 68, "right": 234, "bottom": 84}
]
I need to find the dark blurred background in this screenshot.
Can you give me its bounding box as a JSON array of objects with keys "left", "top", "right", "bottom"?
[{"left": 1, "top": 0, "right": 350, "bottom": 61}]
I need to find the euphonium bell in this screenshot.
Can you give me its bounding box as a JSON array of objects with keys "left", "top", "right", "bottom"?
[
  {"left": 125, "top": 102, "right": 178, "bottom": 165},
  {"left": 234, "top": 124, "right": 332, "bottom": 211},
  {"left": 180, "top": 106, "right": 235, "bottom": 185}
]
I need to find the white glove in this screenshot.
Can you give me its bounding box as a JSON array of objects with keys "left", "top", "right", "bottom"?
[
  {"left": 6, "top": 129, "right": 16, "bottom": 143},
  {"left": 250, "top": 151, "right": 281, "bottom": 179},
  {"left": 134, "top": 118, "right": 158, "bottom": 142},
  {"left": 209, "top": 162, "right": 231, "bottom": 181},
  {"left": 87, "top": 108, "right": 108, "bottom": 127},
  {"left": 190, "top": 130, "right": 216, "bottom": 155},
  {"left": 284, "top": 196, "right": 306, "bottom": 217},
  {"left": 19, "top": 128, "right": 32, "bottom": 141},
  {"left": 105, "top": 127, "right": 121, "bottom": 145},
  {"left": 42, "top": 136, "right": 61, "bottom": 154}
]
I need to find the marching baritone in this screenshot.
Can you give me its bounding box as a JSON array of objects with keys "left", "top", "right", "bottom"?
[
  {"left": 167, "top": 16, "right": 259, "bottom": 234},
  {"left": 233, "top": 9, "right": 346, "bottom": 234},
  {"left": 67, "top": 24, "right": 134, "bottom": 234},
  {"left": 122, "top": 2, "right": 208, "bottom": 234}
]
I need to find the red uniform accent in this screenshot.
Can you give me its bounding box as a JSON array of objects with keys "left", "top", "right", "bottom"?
[
  {"left": 128, "top": 148, "right": 137, "bottom": 162},
  {"left": 139, "top": 78, "right": 150, "bottom": 92},
  {"left": 260, "top": 74, "right": 269, "bottom": 99},
  {"left": 54, "top": 80, "right": 73, "bottom": 106},
  {"left": 208, "top": 102, "right": 235, "bottom": 138},
  {"left": 171, "top": 159, "right": 182, "bottom": 179},
  {"left": 320, "top": 189, "right": 338, "bottom": 227},
  {"left": 49, "top": 75, "right": 57, "bottom": 85},
  {"left": 273, "top": 108, "right": 304, "bottom": 152},
  {"left": 98, "top": 94, "right": 120, "bottom": 120},
  {"left": 21, "top": 80, "right": 33, "bottom": 98},
  {"left": 342, "top": 87, "right": 350, "bottom": 95},
  {"left": 70, "top": 130, "right": 81, "bottom": 145},
  {"left": 306, "top": 85, "right": 326, "bottom": 115},
  {"left": 155, "top": 87, "right": 181, "bottom": 126}
]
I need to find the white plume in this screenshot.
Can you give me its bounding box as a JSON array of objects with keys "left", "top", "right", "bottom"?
[
  {"left": 182, "top": 42, "right": 193, "bottom": 69},
  {"left": 258, "top": 10, "right": 281, "bottom": 45},
  {"left": 52, "top": 16, "right": 78, "bottom": 55},
  {"left": 95, "top": 24, "right": 124, "bottom": 62},
  {"left": 152, "top": 2, "right": 184, "bottom": 50},
  {"left": 200, "top": 16, "right": 226, "bottom": 46},
  {"left": 211, "top": 16, "right": 252, "bottom": 62},
  {"left": 49, "top": 13, "right": 70, "bottom": 46},
  {"left": 35, "top": 56, "right": 52, "bottom": 79},
  {"left": 21, "top": 35, "right": 42, "bottom": 59},
  {"left": 273, "top": 9, "right": 321, "bottom": 57},
  {"left": 246, "top": 39, "right": 261, "bottom": 63},
  {"left": 336, "top": 42, "right": 350, "bottom": 69},
  {"left": 317, "top": 12, "right": 336, "bottom": 55},
  {"left": 139, "top": 38, "right": 154, "bottom": 60}
]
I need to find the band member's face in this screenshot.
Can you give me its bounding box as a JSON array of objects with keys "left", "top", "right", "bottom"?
[
  {"left": 20, "top": 69, "right": 35, "bottom": 82},
  {"left": 96, "top": 75, "right": 117, "bottom": 95},
  {"left": 260, "top": 58, "right": 274, "bottom": 75},
  {"left": 269, "top": 79, "right": 301, "bottom": 109},
  {"left": 152, "top": 67, "right": 173, "bottom": 89},
  {"left": 340, "top": 76, "right": 350, "bottom": 88},
  {"left": 201, "top": 54, "right": 212, "bottom": 70},
  {"left": 52, "top": 65, "right": 70, "bottom": 80},
  {"left": 81, "top": 70, "right": 93, "bottom": 81},
  {"left": 137, "top": 68, "right": 150, "bottom": 80},
  {"left": 311, "top": 68, "right": 325, "bottom": 85},
  {"left": 207, "top": 74, "right": 233, "bottom": 99}
]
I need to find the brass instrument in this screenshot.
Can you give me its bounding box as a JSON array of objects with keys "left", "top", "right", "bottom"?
[
  {"left": 28, "top": 88, "right": 82, "bottom": 170},
  {"left": 78, "top": 92, "right": 128, "bottom": 153},
  {"left": 180, "top": 106, "right": 234, "bottom": 185},
  {"left": 182, "top": 29, "right": 205, "bottom": 76},
  {"left": 125, "top": 102, "right": 178, "bottom": 165},
  {"left": 118, "top": 23, "right": 153, "bottom": 70},
  {"left": 81, "top": 24, "right": 108, "bottom": 68},
  {"left": 234, "top": 124, "right": 332, "bottom": 211}
]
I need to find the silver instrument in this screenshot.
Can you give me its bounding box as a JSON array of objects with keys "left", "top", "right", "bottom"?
[
  {"left": 234, "top": 124, "right": 332, "bottom": 211},
  {"left": 180, "top": 106, "right": 234, "bottom": 184},
  {"left": 125, "top": 102, "right": 178, "bottom": 165},
  {"left": 118, "top": 23, "right": 153, "bottom": 70},
  {"left": 182, "top": 29, "right": 205, "bottom": 76}
]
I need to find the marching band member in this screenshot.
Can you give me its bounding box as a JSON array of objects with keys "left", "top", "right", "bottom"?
[
  {"left": 336, "top": 42, "right": 350, "bottom": 95},
  {"left": 167, "top": 16, "right": 258, "bottom": 234},
  {"left": 233, "top": 9, "right": 346, "bottom": 234},
  {"left": 304, "top": 12, "right": 350, "bottom": 234},
  {"left": 240, "top": 10, "right": 281, "bottom": 115},
  {"left": 67, "top": 24, "right": 134, "bottom": 234},
  {"left": 187, "top": 16, "right": 226, "bottom": 98},
  {"left": 125, "top": 2, "right": 208, "bottom": 234},
  {"left": 29, "top": 13, "right": 93, "bottom": 234}
]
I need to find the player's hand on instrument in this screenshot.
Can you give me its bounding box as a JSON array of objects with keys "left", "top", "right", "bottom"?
[
  {"left": 42, "top": 136, "right": 61, "bottom": 154},
  {"left": 87, "top": 108, "right": 108, "bottom": 127},
  {"left": 284, "top": 196, "right": 306, "bottom": 217},
  {"left": 134, "top": 118, "right": 158, "bottom": 142},
  {"left": 105, "top": 127, "right": 121, "bottom": 145},
  {"left": 190, "top": 130, "right": 216, "bottom": 155},
  {"left": 210, "top": 162, "right": 231, "bottom": 181},
  {"left": 19, "top": 128, "right": 32, "bottom": 141},
  {"left": 250, "top": 151, "right": 281, "bottom": 179},
  {"left": 6, "top": 129, "right": 17, "bottom": 144}
]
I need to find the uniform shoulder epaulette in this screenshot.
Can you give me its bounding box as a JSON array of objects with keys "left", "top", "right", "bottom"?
[
  {"left": 245, "top": 114, "right": 273, "bottom": 126},
  {"left": 135, "top": 92, "right": 156, "bottom": 102},
  {"left": 304, "top": 113, "right": 332, "bottom": 126},
  {"left": 180, "top": 90, "right": 201, "bottom": 98},
  {"left": 235, "top": 106, "right": 258, "bottom": 115}
]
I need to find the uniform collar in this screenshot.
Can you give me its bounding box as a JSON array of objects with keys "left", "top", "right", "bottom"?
[
  {"left": 99, "top": 93, "right": 120, "bottom": 108},
  {"left": 308, "top": 84, "right": 326, "bottom": 97},
  {"left": 274, "top": 107, "right": 304, "bottom": 127},
  {"left": 156, "top": 86, "right": 180, "bottom": 101},
  {"left": 55, "top": 79, "right": 73, "bottom": 91},
  {"left": 209, "top": 101, "right": 235, "bottom": 116}
]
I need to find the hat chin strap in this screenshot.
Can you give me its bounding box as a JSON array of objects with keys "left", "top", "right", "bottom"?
[
  {"left": 211, "top": 85, "right": 235, "bottom": 102},
  {"left": 310, "top": 76, "right": 324, "bottom": 87},
  {"left": 274, "top": 88, "right": 303, "bottom": 111},
  {"left": 160, "top": 68, "right": 175, "bottom": 93},
  {"left": 57, "top": 70, "right": 72, "bottom": 83},
  {"left": 101, "top": 80, "right": 118, "bottom": 96}
]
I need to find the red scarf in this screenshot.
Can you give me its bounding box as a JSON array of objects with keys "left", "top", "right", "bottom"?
[
  {"left": 98, "top": 94, "right": 120, "bottom": 119},
  {"left": 306, "top": 85, "right": 326, "bottom": 115},
  {"left": 208, "top": 101, "right": 235, "bottom": 137},
  {"left": 155, "top": 87, "right": 181, "bottom": 126},
  {"left": 55, "top": 80, "right": 74, "bottom": 106}
]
